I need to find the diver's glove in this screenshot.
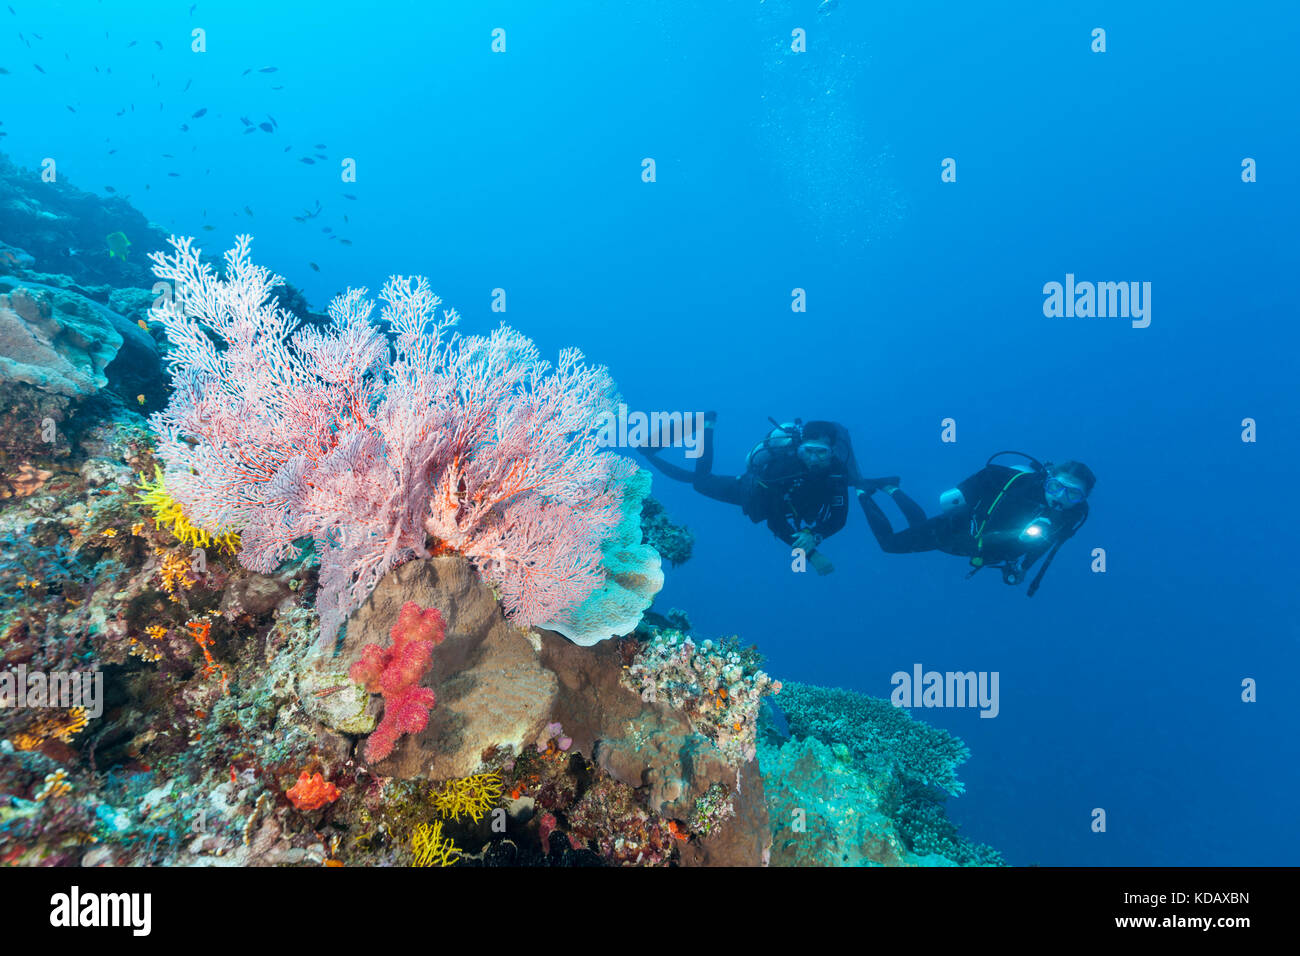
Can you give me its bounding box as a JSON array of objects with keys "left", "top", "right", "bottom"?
[{"left": 791, "top": 530, "right": 820, "bottom": 553}]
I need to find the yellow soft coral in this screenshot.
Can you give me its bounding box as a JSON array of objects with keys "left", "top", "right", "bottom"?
[
  {"left": 12, "top": 707, "right": 89, "bottom": 751},
  {"left": 430, "top": 771, "right": 503, "bottom": 823},
  {"left": 154, "top": 548, "right": 195, "bottom": 598},
  {"left": 411, "top": 820, "right": 461, "bottom": 867},
  {"left": 136, "top": 466, "right": 240, "bottom": 554}
]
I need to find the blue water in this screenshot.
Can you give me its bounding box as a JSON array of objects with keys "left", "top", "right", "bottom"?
[{"left": 4, "top": 0, "right": 1297, "bottom": 864}]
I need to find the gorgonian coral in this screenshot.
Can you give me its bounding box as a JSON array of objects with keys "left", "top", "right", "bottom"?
[{"left": 146, "top": 236, "right": 638, "bottom": 645}]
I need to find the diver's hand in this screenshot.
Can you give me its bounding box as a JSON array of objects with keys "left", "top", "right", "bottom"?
[
  {"left": 809, "top": 551, "right": 835, "bottom": 575},
  {"left": 792, "top": 530, "right": 819, "bottom": 553}
]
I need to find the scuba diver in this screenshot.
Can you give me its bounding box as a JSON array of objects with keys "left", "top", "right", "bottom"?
[
  {"left": 639, "top": 414, "right": 896, "bottom": 576},
  {"left": 858, "top": 452, "right": 1095, "bottom": 596}
]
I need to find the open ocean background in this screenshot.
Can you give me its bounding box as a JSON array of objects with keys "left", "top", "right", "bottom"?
[{"left": 3, "top": 0, "right": 1297, "bottom": 864}]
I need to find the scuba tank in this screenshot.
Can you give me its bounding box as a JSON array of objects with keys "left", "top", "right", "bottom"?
[{"left": 986, "top": 450, "right": 1047, "bottom": 474}]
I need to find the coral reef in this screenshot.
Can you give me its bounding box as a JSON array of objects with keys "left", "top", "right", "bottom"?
[
  {"left": 774, "top": 681, "right": 971, "bottom": 796},
  {"left": 0, "top": 153, "right": 1004, "bottom": 869},
  {"left": 639, "top": 494, "right": 694, "bottom": 566}
]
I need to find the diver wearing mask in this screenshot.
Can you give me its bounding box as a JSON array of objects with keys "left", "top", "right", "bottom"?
[
  {"left": 641, "top": 415, "right": 893, "bottom": 576},
  {"left": 858, "top": 452, "right": 1094, "bottom": 596}
]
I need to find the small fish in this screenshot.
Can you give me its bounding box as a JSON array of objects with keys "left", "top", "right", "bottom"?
[
  {"left": 292, "top": 216, "right": 305, "bottom": 223},
  {"left": 309, "top": 262, "right": 320, "bottom": 271},
  {"left": 66, "top": 105, "right": 75, "bottom": 112},
  {"left": 167, "top": 172, "right": 179, "bottom": 177},
  {"left": 0, "top": 67, "right": 10, "bottom": 74},
  {"left": 299, "top": 157, "right": 315, "bottom": 164},
  {"left": 343, "top": 193, "right": 357, "bottom": 200},
  {"left": 258, "top": 66, "right": 278, "bottom": 73},
  {"left": 33, "top": 32, "right": 44, "bottom": 40},
  {"left": 108, "top": 149, "right": 117, "bottom": 154},
  {"left": 162, "top": 153, "right": 175, "bottom": 158},
  {"left": 183, "top": 78, "right": 192, "bottom": 91},
  {"left": 322, "top": 226, "right": 332, "bottom": 233},
  {"left": 258, "top": 121, "right": 272, "bottom": 132},
  {"left": 314, "top": 154, "right": 326, "bottom": 160},
  {"left": 104, "top": 185, "right": 116, "bottom": 193},
  {"left": 154, "top": 40, "right": 163, "bottom": 50},
  {"left": 270, "top": 85, "right": 284, "bottom": 91},
  {"left": 137, "top": 394, "right": 146, "bottom": 405},
  {"left": 202, "top": 225, "right": 214, "bottom": 231},
  {"left": 179, "top": 123, "right": 189, "bottom": 132},
  {"left": 343, "top": 215, "right": 349, "bottom": 223},
  {"left": 243, "top": 127, "right": 256, "bottom": 135},
  {"left": 7, "top": 6, "right": 14, "bottom": 15},
  {"left": 190, "top": 3, "right": 196, "bottom": 14},
  {"left": 239, "top": 116, "right": 251, "bottom": 126},
  {"left": 283, "top": 145, "right": 292, "bottom": 153},
  {"left": 33, "top": 63, "right": 44, "bottom": 73},
  {"left": 267, "top": 114, "right": 277, "bottom": 128},
  {"left": 191, "top": 107, "right": 206, "bottom": 118},
  {"left": 106, "top": 231, "right": 131, "bottom": 260},
  {"left": 243, "top": 206, "right": 254, "bottom": 217},
  {"left": 136, "top": 320, "right": 147, "bottom": 330},
  {"left": 340, "top": 239, "right": 352, "bottom": 246},
  {"left": 314, "top": 143, "right": 327, "bottom": 149},
  {"left": 127, "top": 40, "right": 137, "bottom": 48},
  {"left": 241, "top": 68, "right": 251, "bottom": 76}
]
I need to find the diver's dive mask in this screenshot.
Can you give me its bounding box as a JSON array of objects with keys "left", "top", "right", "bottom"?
[
  {"left": 1045, "top": 476, "right": 1086, "bottom": 509},
  {"left": 797, "top": 440, "right": 834, "bottom": 469}
]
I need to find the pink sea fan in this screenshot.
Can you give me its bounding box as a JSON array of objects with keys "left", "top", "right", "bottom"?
[{"left": 147, "top": 236, "right": 634, "bottom": 645}]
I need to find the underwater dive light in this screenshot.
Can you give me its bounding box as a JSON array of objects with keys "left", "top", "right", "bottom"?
[{"left": 1019, "top": 517, "right": 1052, "bottom": 543}]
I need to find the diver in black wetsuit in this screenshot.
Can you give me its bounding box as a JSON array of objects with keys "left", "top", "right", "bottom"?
[
  {"left": 858, "top": 451, "right": 1094, "bottom": 596},
  {"left": 640, "top": 414, "right": 895, "bottom": 576}
]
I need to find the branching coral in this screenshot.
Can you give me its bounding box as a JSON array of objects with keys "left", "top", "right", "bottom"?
[
  {"left": 411, "top": 820, "right": 460, "bottom": 867},
  {"left": 146, "top": 236, "right": 642, "bottom": 646},
  {"left": 430, "top": 771, "right": 503, "bottom": 823}
]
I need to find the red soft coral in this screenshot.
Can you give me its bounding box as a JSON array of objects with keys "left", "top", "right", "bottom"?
[{"left": 349, "top": 601, "right": 446, "bottom": 763}]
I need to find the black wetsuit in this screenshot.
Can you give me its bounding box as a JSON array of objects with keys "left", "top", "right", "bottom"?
[
  {"left": 643, "top": 427, "right": 850, "bottom": 552},
  {"left": 860, "top": 464, "right": 1087, "bottom": 574}
]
